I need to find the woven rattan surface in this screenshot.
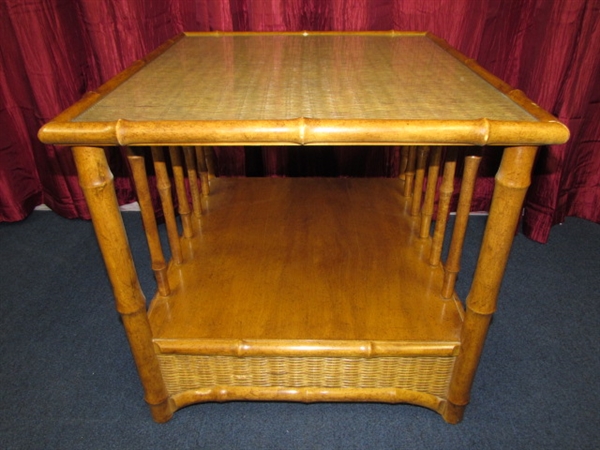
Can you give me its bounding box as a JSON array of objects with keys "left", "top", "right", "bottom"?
[
  {"left": 75, "top": 34, "right": 535, "bottom": 123},
  {"left": 157, "top": 354, "right": 455, "bottom": 398}
]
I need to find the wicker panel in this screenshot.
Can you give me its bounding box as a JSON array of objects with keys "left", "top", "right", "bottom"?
[
  {"left": 75, "top": 35, "right": 535, "bottom": 123},
  {"left": 157, "top": 354, "right": 455, "bottom": 398}
]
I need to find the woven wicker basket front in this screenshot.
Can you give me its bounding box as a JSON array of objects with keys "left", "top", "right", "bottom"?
[{"left": 157, "top": 354, "right": 456, "bottom": 399}]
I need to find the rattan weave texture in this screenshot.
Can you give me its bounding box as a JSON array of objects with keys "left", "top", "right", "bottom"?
[
  {"left": 157, "top": 354, "right": 456, "bottom": 398},
  {"left": 75, "top": 35, "right": 536, "bottom": 123}
]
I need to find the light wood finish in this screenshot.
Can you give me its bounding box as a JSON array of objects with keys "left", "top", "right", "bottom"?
[
  {"left": 149, "top": 178, "right": 462, "bottom": 344},
  {"left": 171, "top": 386, "right": 446, "bottom": 415},
  {"left": 72, "top": 146, "right": 172, "bottom": 423},
  {"left": 410, "top": 146, "right": 430, "bottom": 216},
  {"left": 38, "top": 32, "right": 569, "bottom": 424},
  {"left": 194, "top": 146, "right": 211, "bottom": 196},
  {"left": 204, "top": 147, "right": 217, "bottom": 180},
  {"left": 168, "top": 146, "right": 193, "bottom": 238},
  {"left": 445, "top": 146, "right": 539, "bottom": 422},
  {"left": 442, "top": 152, "right": 482, "bottom": 298},
  {"left": 398, "top": 146, "right": 409, "bottom": 180},
  {"left": 420, "top": 146, "right": 442, "bottom": 238},
  {"left": 430, "top": 149, "right": 458, "bottom": 266},
  {"left": 183, "top": 146, "right": 203, "bottom": 217},
  {"left": 151, "top": 146, "right": 183, "bottom": 264},
  {"left": 126, "top": 147, "right": 171, "bottom": 296},
  {"left": 38, "top": 32, "right": 568, "bottom": 147},
  {"left": 403, "top": 146, "right": 417, "bottom": 197}
]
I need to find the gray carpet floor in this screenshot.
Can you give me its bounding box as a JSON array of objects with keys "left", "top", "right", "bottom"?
[{"left": 1, "top": 211, "right": 598, "bottom": 449}]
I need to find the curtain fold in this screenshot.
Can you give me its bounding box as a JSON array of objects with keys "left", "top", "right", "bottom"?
[{"left": 1, "top": 0, "right": 598, "bottom": 242}]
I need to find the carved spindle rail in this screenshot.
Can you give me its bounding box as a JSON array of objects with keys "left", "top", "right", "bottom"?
[
  {"left": 411, "top": 146, "right": 430, "bottom": 217},
  {"left": 126, "top": 147, "right": 171, "bottom": 296},
  {"left": 132, "top": 144, "right": 488, "bottom": 308},
  {"left": 136, "top": 145, "right": 484, "bottom": 305},
  {"left": 402, "top": 146, "right": 417, "bottom": 197},
  {"left": 398, "top": 146, "right": 409, "bottom": 181},
  {"left": 169, "top": 146, "right": 194, "bottom": 239},
  {"left": 151, "top": 146, "right": 183, "bottom": 265},
  {"left": 430, "top": 149, "right": 458, "bottom": 267},
  {"left": 400, "top": 146, "right": 483, "bottom": 300},
  {"left": 420, "top": 146, "right": 442, "bottom": 239},
  {"left": 194, "top": 146, "right": 212, "bottom": 196},
  {"left": 442, "top": 151, "right": 482, "bottom": 298},
  {"left": 204, "top": 147, "right": 217, "bottom": 180},
  {"left": 183, "top": 146, "right": 203, "bottom": 218},
  {"left": 129, "top": 146, "right": 217, "bottom": 296}
]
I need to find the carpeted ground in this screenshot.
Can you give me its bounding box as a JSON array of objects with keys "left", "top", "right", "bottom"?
[{"left": 1, "top": 211, "right": 598, "bottom": 449}]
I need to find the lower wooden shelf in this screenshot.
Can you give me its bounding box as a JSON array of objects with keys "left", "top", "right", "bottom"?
[{"left": 147, "top": 178, "right": 464, "bottom": 404}]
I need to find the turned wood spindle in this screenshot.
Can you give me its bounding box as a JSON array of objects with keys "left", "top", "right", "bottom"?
[
  {"left": 183, "top": 146, "right": 203, "bottom": 218},
  {"left": 151, "top": 146, "right": 183, "bottom": 265},
  {"left": 204, "top": 147, "right": 217, "bottom": 180},
  {"left": 398, "top": 146, "right": 410, "bottom": 180},
  {"left": 169, "top": 146, "right": 194, "bottom": 238},
  {"left": 411, "top": 146, "right": 430, "bottom": 217},
  {"left": 429, "top": 149, "right": 458, "bottom": 266},
  {"left": 441, "top": 151, "right": 482, "bottom": 298},
  {"left": 195, "top": 146, "right": 210, "bottom": 197},
  {"left": 419, "top": 147, "right": 442, "bottom": 238},
  {"left": 126, "top": 147, "right": 171, "bottom": 296},
  {"left": 402, "top": 146, "right": 417, "bottom": 198}
]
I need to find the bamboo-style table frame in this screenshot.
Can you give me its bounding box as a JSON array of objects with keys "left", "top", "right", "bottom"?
[{"left": 39, "top": 31, "right": 569, "bottom": 424}]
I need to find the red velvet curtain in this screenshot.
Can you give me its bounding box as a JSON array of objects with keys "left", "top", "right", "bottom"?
[{"left": 1, "top": 0, "right": 598, "bottom": 242}]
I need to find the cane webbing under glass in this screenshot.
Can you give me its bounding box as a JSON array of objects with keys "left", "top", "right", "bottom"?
[
  {"left": 74, "top": 34, "right": 536, "bottom": 123},
  {"left": 40, "top": 32, "right": 568, "bottom": 147}
]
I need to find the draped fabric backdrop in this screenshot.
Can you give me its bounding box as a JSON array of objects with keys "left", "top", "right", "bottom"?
[{"left": 1, "top": 0, "right": 598, "bottom": 242}]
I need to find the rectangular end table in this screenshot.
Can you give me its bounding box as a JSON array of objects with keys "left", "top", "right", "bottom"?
[{"left": 39, "top": 31, "right": 568, "bottom": 423}]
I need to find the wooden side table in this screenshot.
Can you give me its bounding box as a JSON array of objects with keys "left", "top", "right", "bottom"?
[{"left": 39, "top": 32, "right": 569, "bottom": 423}]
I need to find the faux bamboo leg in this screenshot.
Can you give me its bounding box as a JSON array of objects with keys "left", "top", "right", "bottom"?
[
  {"left": 420, "top": 147, "right": 442, "bottom": 238},
  {"left": 429, "top": 149, "right": 457, "bottom": 266},
  {"left": 403, "top": 146, "right": 417, "bottom": 198},
  {"left": 443, "top": 146, "right": 538, "bottom": 424},
  {"left": 126, "top": 147, "right": 171, "bottom": 296},
  {"left": 441, "top": 151, "right": 482, "bottom": 298},
  {"left": 183, "top": 146, "right": 203, "bottom": 218},
  {"left": 411, "top": 146, "right": 430, "bottom": 217},
  {"left": 169, "top": 146, "right": 193, "bottom": 238},
  {"left": 72, "top": 146, "right": 172, "bottom": 423},
  {"left": 151, "top": 146, "right": 183, "bottom": 264},
  {"left": 195, "top": 146, "right": 210, "bottom": 197}
]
